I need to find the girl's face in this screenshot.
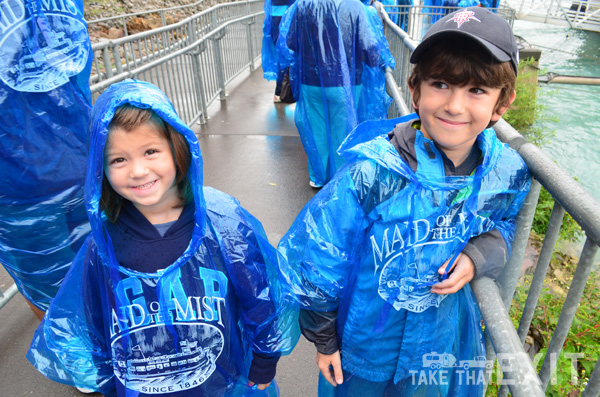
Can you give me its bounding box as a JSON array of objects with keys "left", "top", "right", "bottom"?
[{"left": 105, "top": 122, "right": 182, "bottom": 224}]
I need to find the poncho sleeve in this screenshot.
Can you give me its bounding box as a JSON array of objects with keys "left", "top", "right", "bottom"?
[
  {"left": 205, "top": 188, "right": 300, "bottom": 356},
  {"left": 277, "top": 162, "right": 373, "bottom": 312},
  {"left": 463, "top": 148, "right": 531, "bottom": 279},
  {"left": 492, "top": 163, "right": 531, "bottom": 253},
  {"left": 26, "top": 238, "right": 116, "bottom": 396}
]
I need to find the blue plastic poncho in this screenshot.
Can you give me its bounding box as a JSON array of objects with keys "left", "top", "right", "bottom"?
[
  {"left": 278, "top": 114, "right": 531, "bottom": 395},
  {"left": 27, "top": 80, "right": 299, "bottom": 396},
  {"left": 0, "top": 0, "right": 92, "bottom": 310},
  {"left": 423, "top": 0, "right": 482, "bottom": 26},
  {"left": 277, "top": 0, "right": 394, "bottom": 187},
  {"left": 262, "top": 0, "right": 296, "bottom": 82}
]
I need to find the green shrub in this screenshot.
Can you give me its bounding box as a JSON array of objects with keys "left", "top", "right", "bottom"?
[
  {"left": 532, "top": 185, "right": 583, "bottom": 243},
  {"left": 503, "top": 58, "right": 558, "bottom": 147},
  {"left": 505, "top": 271, "right": 600, "bottom": 396}
]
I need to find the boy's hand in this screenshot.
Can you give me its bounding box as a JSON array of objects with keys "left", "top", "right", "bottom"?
[
  {"left": 316, "top": 350, "right": 343, "bottom": 387},
  {"left": 247, "top": 381, "right": 271, "bottom": 390},
  {"left": 431, "top": 253, "right": 475, "bottom": 295}
]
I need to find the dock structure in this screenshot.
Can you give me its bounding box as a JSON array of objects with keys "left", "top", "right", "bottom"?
[{"left": 504, "top": 0, "right": 600, "bottom": 32}]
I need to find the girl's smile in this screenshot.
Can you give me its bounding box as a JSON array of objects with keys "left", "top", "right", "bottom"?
[{"left": 105, "top": 123, "right": 182, "bottom": 224}]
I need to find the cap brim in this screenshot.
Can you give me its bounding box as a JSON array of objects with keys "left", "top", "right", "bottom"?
[{"left": 410, "top": 30, "right": 512, "bottom": 65}]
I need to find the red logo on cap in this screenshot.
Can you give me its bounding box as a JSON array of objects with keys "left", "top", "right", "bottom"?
[{"left": 447, "top": 10, "right": 481, "bottom": 28}]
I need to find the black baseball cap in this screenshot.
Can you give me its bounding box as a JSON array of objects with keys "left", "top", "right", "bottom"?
[{"left": 410, "top": 7, "right": 519, "bottom": 76}]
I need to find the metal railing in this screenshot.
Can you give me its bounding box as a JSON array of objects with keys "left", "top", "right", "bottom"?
[
  {"left": 89, "top": 0, "right": 265, "bottom": 125},
  {"left": 378, "top": 3, "right": 600, "bottom": 396},
  {"left": 381, "top": 4, "right": 515, "bottom": 44},
  {"left": 0, "top": 283, "right": 19, "bottom": 311},
  {"left": 503, "top": 0, "right": 600, "bottom": 32}
]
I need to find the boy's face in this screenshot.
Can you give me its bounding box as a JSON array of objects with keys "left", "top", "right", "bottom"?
[{"left": 410, "top": 78, "right": 515, "bottom": 166}]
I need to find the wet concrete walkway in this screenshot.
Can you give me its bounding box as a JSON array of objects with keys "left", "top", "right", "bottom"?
[{"left": 0, "top": 67, "right": 319, "bottom": 396}]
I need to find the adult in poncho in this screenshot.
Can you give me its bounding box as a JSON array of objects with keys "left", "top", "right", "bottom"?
[
  {"left": 27, "top": 80, "right": 299, "bottom": 396},
  {"left": 0, "top": 0, "right": 92, "bottom": 316},
  {"left": 262, "top": 0, "right": 296, "bottom": 100},
  {"left": 277, "top": 0, "right": 394, "bottom": 188},
  {"left": 423, "top": 0, "right": 482, "bottom": 25},
  {"left": 277, "top": 113, "right": 531, "bottom": 395}
]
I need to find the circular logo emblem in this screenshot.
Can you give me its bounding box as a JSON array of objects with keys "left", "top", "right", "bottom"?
[{"left": 0, "top": 10, "right": 89, "bottom": 92}]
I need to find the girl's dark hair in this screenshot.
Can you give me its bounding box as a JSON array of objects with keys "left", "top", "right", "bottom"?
[
  {"left": 101, "top": 104, "right": 192, "bottom": 222},
  {"left": 408, "top": 38, "right": 516, "bottom": 127}
]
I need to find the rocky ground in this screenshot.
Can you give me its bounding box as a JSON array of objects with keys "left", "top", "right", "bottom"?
[{"left": 83, "top": 0, "right": 226, "bottom": 42}]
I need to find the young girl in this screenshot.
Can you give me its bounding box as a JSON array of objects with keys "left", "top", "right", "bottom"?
[{"left": 27, "top": 80, "right": 298, "bottom": 396}]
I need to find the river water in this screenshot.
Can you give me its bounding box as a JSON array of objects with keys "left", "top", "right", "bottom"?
[{"left": 512, "top": 20, "right": 600, "bottom": 200}]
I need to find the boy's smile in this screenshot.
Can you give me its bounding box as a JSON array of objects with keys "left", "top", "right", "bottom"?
[
  {"left": 105, "top": 123, "right": 181, "bottom": 224},
  {"left": 411, "top": 78, "right": 511, "bottom": 166}
]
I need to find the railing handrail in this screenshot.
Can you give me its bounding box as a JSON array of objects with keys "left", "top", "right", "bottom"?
[
  {"left": 90, "top": 10, "right": 263, "bottom": 93},
  {"left": 493, "top": 119, "right": 600, "bottom": 245},
  {"left": 90, "top": 0, "right": 262, "bottom": 50}
]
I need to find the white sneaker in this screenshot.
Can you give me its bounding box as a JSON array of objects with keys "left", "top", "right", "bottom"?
[
  {"left": 309, "top": 180, "right": 323, "bottom": 189},
  {"left": 76, "top": 386, "right": 95, "bottom": 394},
  {"left": 273, "top": 95, "right": 281, "bottom": 103}
]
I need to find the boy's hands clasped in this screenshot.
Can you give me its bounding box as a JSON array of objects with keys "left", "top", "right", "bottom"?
[{"left": 431, "top": 252, "right": 475, "bottom": 295}]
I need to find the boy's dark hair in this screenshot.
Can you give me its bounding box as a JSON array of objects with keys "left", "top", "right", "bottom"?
[
  {"left": 408, "top": 7, "right": 518, "bottom": 128},
  {"left": 101, "top": 104, "right": 192, "bottom": 222},
  {"left": 408, "top": 38, "right": 516, "bottom": 124}
]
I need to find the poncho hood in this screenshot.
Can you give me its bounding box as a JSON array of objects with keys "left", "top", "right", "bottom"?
[
  {"left": 85, "top": 80, "right": 206, "bottom": 277},
  {"left": 338, "top": 113, "right": 504, "bottom": 191}
]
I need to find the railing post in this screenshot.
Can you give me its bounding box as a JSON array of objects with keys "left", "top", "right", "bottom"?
[
  {"left": 497, "top": 179, "right": 541, "bottom": 308},
  {"left": 582, "top": 356, "right": 600, "bottom": 397},
  {"left": 112, "top": 45, "right": 124, "bottom": 76},
  {"left": 211, "top": 11, "right": 227, "bottom": 101},
  {"left": 190, "top": 43, "right": 209, "bottom": 124},
  {"left": 539, "top": 238, "right": 599, "bottom": 390},
  {"left": 122, "top": 16, "right": 128, "bottom": 36},
  {"left": 517, "top": 202, "right": 565, "bottom": 342},
  {"left": 102, "top": 46, "right": 114, "bottom": 79},
  {"left": 471, "top": 277, "right": 545, "bottom": 396},
  {"left": 187, "top": 18, "right": 209, "bottom": 124},
  {"left": 245, "top": 17, "right": 256, "bottom": 72}
]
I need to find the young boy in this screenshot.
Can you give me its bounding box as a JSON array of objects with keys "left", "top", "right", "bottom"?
[{"left": 277, "top": 7, "right": 531, "bottom": 396}]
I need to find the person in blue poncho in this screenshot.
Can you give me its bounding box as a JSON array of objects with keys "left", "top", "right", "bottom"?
[
  {"left": 277, "top": 0, "right": 394, "bottom": 188},
  {"left": 262, "top": 0, "right": 296, "bottom": 102},
  {"left": 0, "top": 0, "right": 92, "bottom": 319},
  {"left": 278, "top": 8, "right": 530, "bottom": 396},
  {"left": 27, "top": 80, "right": 299, "bottom": 396},
  {"left": 423, "top": 0, "right": 482, "bottom": 26}
]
